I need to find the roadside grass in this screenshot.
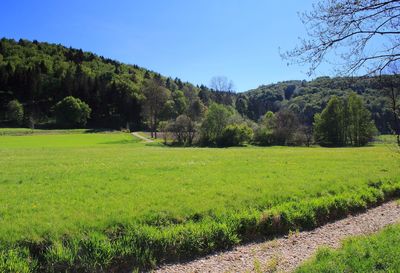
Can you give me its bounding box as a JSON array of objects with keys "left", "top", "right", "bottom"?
[
  {"left": 296, "top": 224, "right": 400, "bottom": 272},
  {"left": 0, "top": 131, "right": 399, "bottom": 272}
]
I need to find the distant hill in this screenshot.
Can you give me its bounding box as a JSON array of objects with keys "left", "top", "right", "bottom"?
[
  {"left": 240, "top": 76, "right": 397, "bottom": 133},
  {"left": 0, "top": 38, "right": 397, "bottom": 133},
  {"left": 0, "top": 38, "right": 231, "bottom": 129}
]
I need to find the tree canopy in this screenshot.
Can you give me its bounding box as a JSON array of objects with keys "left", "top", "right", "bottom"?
[
  {"left": 54, "top": 96, "right": 91, "bottom": 128},
  {"left": 314, "top": 93, "right": 376, "bottom": 146},
  {"left": 0, "top": 38, "right": 228, "bottom": 129}
]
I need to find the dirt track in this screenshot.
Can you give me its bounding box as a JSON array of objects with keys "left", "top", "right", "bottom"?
[{"left": 155, "top": 200, "right": 400, "bottom": 273}]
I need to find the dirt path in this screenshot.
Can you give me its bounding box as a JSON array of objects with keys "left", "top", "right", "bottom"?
[
  {"left": 131, "top": 132, "right": 154, "bottom": 143},
  {"left": 155, "top": 200, "right": 400, "bottom": 273}
]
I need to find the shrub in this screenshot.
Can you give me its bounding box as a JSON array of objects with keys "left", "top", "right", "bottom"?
[
  {"left": 253, "top": 126, "right": 274, "bottom": 146},
  {"left": 6, "top": 99, "right": 24, "bottom": 126},
  {"left": 54, "top": 96, "right": 91, "bottom": 128},
  {"left": 217, "top": 124, "right": 253, "bottom": 147},
  {"left": 168, "top": 115, "right": 197, "bottom": 145}
]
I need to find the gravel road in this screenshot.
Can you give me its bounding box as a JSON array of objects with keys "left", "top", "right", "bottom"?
[{"left": 155, "top": 200, "right": 400, "bottom": 273}]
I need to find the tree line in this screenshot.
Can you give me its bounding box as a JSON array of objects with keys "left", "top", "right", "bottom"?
[
  {"left": 0, "top": 38, "right": 399, "bottom": 146},
  {"left": 156, "top": 91, "right": 376, "bottom": 147}
]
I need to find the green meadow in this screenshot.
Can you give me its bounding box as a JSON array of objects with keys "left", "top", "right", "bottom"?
[{"left": 0, "top": 130, "right": 399, "bottom": 272}]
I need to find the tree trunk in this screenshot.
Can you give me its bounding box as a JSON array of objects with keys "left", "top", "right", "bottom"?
[
  {"left": 154, "top": 116, "right": 158, "bottom": 139},
  {"left": 389, "top": 86, "right": 400, "bottom": 147}
]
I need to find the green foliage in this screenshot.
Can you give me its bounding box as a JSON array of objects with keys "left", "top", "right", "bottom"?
[
  {"left": 0, "top": 38, "right": 231, "bottom": 129},
  {"left": 54, "top": 96, "right": 91, "bottom": 128},
  {"left": 6, "top": 99, "right": 24, "bottom": 125},
  {"left": 141, "top": 79, "right": 171, "bottom": 137},
  {"left": 314, "top": 94, "right": 376, "bottom": 146},
  {"left": 0, "top": 247, "right": 35, "bottom": 273},
  {"left": 217, "top": 124, "right": 253, "bottom": 146},
  {"left": 187, "top": 99, "right": 206, "bottom": 121},
  {"left": 273, "top": 109, "right": 302, "bottom": 145},
  {"left": 253, "top": 110, "right": 308, "bottom": 146},
  {"left": 313, "top": 96, "right": 345, "bottom": 146},
  {"left": 347, "top": 92, "right": 377, "bottom": 146},
  {"left": 1, "top": 37, "right": 397, "bottom": 137},
  {"left": 168, "top": 114, "right": 197, "bottom": 145},
  {"left": 253, "top": 111, "right": 275, "bottom": 146},
  {"left": 296, "top": 224, "right": 400, "bottom": 272},
  {"left": 200, "top": 103, "right": 233, "bottom": 145},
  {"left": 243, "top": 77, "right": 399, "bottom": 135}
]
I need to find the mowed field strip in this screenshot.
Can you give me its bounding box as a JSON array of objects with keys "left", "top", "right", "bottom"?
[{"left": 0, "top": 130, "right": 399, "bottom": 272}]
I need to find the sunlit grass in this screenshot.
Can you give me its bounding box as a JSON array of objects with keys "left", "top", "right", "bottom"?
[
  {"left": 296, "top": 224, "right": 400, "bottom": 272},
  {"left": 0, "top": 131, "right": 399, "bottom": 271}
]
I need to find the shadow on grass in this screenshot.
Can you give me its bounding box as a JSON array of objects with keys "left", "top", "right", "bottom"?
[{"left": 100, "top": 139, "right": 140, "bottom": 145}]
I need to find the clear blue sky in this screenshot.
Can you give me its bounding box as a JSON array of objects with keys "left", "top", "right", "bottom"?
[{"left": 0, "top": 0, "right": 328, "bottom": 92}]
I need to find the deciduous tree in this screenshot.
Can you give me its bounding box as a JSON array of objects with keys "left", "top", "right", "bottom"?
[
  {"left": 142, "top": 79, "right": 170, "bottom": 138},
  {"left": 284, "top": 0, "right": 400, "bottom": 75},
  {"left": 54, "top": 96, "right": 91, "bottom": 128},
  {"left": 6, "top": 99, "right": 24, "bottom": 126}
]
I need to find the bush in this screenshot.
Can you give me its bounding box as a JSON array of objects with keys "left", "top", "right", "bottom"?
[
  {"left": 217, "top": 124, "right": 253, "bottom": 147},
  {"left": 253, "top": 126, "right": 274, "bottom": 146},
  {"left": 200, "top": 103, "right": 233, "bottom": 145},
  {"left": 6, "top": 100, "right": 24, "bottom": 126},
  {"left": 54, "top": 96, "right": 91, "bottom": 128},
  {"left": 168, "top": 115, "right": 197, "bottom": 145}
]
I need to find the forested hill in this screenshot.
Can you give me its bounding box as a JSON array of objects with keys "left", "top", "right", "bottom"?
[
  {"left": 0, "top": 38, "right": 232, "bottom": 129},
  {"left": 0, "top": 37, "right": 397, "bottom": 133},
  {"left": 239, "top": 76, "right": 398, "bottom": 133}
]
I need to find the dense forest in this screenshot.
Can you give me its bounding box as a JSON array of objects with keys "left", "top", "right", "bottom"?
[
  {"left": 241, "top": 77, "right": 399, "bottom": 134},
  {"left": 0, "top": 38, "right": 232, "bottom": 129},
  {"left": 0, "top": 38, "right": 398, "bottom": 138}
]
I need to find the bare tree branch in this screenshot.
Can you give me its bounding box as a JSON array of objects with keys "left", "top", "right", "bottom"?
[
  {"left": 209, "top": 76, "right": 235, "bottom": 92},
  {"left": 282, "top": 0, "right": 400, "bottom": 76}
]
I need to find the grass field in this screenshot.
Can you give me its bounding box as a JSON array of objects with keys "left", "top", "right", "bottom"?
[
  {"left": 0, "top": 130, "right": 399, "bottom": 272},
  {"left": 296, "top": 224, "right": 400, "bottom": 272}
]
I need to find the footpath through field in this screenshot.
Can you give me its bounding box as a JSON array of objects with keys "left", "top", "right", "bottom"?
[
  {"left": 155, "top": 200, "right": 400, "bottom": 273},
  {"left": 131, "top": 132, "right": 154, "bottom": 142}
]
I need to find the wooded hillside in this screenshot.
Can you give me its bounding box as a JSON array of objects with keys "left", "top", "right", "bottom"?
[
  {"left": 242, "top": 76, "right": 398, "bottom": 134},
  {"left": 0, "top": 38, "right": 231, "bottom": 129},
  {"left": 0, "top": 38, "right": 397, "bottom": 134}
]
